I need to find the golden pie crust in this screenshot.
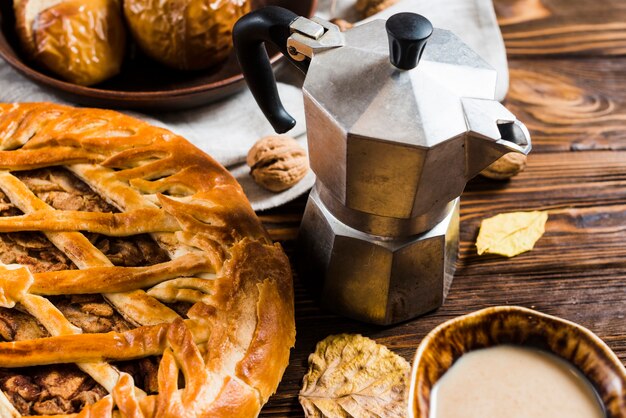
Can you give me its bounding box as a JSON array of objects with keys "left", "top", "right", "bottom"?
[{"left": 0, "top": 102, "right": 295, "bottom": 417}]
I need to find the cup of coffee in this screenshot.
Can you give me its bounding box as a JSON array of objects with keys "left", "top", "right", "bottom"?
[{"left": 409, "top": 306, "right": 626, "bottom": 418}]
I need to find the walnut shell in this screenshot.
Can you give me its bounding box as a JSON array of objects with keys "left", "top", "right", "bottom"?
[
  {"left": 247, "top": 136, "right": 309, "bottom": 193},
  {"left": 123, "top": 0, "right": 250, "bottom": 70},
  {"left": 480, "top": 153, "right": 528, "bottom": 180}
]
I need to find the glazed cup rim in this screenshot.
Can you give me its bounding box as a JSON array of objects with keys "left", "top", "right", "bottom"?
[{"left": 408, "top": 305, "right": 626, "bottom": 418}]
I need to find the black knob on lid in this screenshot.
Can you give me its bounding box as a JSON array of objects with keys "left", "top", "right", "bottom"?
[{"left": 386, "top": 13, "right": 433, "bottom": 70}]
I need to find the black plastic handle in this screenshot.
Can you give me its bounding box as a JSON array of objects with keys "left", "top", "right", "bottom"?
[{"left": 233, "top": 6, "right": 308, "bottom": 134}]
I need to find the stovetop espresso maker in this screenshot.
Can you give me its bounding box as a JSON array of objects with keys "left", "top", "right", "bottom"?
[{"left": 233, "top": 7, "right": 531, "bottom": 325}]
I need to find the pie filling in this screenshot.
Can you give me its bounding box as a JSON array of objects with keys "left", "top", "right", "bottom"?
[
  {"left": 0, "top": 365, "right": 108, "bottom": 415},
  {"left": 0, "top": 167, "right": 171, "bottom": 415}
]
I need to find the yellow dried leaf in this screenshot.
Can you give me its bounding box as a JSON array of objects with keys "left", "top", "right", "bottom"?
[
  {"left": 299, "top": 334, "right": 410, "bottom": 418},
  {"left": 476, "top": 211, "right": 548, "bottom": 257}
]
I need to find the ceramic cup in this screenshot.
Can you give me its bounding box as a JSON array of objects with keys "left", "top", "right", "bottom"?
[{"left": 409, "top": 306, "right": 626, "bottom": 418}]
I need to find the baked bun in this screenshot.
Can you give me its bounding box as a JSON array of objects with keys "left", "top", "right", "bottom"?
[
  {"left": 124, "top": 0, "right": 250, "bottom": 70},
  {"left": 14, "top": 0, "right": 126, "bottom": 86}
]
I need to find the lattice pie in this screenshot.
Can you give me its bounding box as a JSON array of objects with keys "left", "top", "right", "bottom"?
[{"left": 0, "top": 103, "right": 295, "bottom": 417}]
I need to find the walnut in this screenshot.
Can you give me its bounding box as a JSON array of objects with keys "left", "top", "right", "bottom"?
[
  {"left": 480, "top": 153, "right": 527, "bottom": 180},
  {"left": 246, "top": 136, "right": 309, "bottom": 193},
  {"left": 356, "top": 0, "right": 399, "bottom": 18},
  {"left": 330, "top": 18, "right": 353, "bottom": 32}
]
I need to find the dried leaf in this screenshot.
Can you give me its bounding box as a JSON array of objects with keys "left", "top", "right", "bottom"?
[
  {"left": 476, "top": 211, "right": 548, "bottom": 257},
  {"left": 299, "top": 334, "right": 410, "bottom": 418}
]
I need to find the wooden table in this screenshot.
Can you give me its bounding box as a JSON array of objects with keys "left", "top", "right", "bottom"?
[{"left": 259, "top": 0, "right": 626, "bottom": 415}]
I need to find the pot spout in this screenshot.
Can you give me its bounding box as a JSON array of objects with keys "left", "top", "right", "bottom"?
[{"left": 462, "top": 97, "right": 532, "bottom": 179}]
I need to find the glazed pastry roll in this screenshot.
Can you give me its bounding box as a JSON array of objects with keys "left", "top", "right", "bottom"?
[
  {"left": 124, "top": 0, "right": 250, "bottom": 70},
  {"left": 14, "top": 0, "right": 126, "bottom": 86}
]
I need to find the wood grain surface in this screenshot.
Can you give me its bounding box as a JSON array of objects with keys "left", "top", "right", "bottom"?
[
  {"left": 506, "top": 60, "right": 626, "bottom": 152},
  {"left": 259, "top": 0, "right": 626, "bottom": 416},
  {"left": 495, "top": 0, "right": 626, "bottom": 56}
]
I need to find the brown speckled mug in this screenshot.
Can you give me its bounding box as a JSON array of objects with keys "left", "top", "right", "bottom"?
[{"left": 409, "top": 306, "right": 626, "bottom": 418}]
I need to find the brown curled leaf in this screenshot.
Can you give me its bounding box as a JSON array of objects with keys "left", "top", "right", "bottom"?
[{"left": 299, "top": 334, "right": 410, "bottom": 418}]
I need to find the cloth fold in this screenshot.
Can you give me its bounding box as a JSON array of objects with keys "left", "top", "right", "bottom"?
[{"left": 0, "top": 0, "right": 507, "bottom": 211}]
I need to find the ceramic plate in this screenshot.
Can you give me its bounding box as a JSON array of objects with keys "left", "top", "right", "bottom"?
[{"left": 0, "top": 0, "right": 317, "bottom": 111}]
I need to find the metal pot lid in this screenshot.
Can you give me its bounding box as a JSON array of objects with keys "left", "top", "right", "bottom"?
[{"left": 302, "top": 19, "right": 497, "bottom": 148}]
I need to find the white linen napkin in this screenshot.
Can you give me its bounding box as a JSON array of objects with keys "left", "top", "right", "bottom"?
[{"left": 0, "top": 0, "right": 506, "bottom": 211}]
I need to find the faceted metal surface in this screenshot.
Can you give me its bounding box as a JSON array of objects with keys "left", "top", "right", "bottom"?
[
  {"left": 297, "top": 187, "right": 460, "bottom": 325},
  {"left": 287, "top": 17, "right": 344, "bottom": 62},
  {"left": 292, "top": 16, "right": 531, "bottom": 324},
  {"left": 317, "top": 183, "right": 457, "bottom": 237},
  {"left": 302, "top": 19, "right": 531, "bottom": 223},
  {"left": 303, "top": 21, "right": 496, "bottom": 147},
  {"left": 463, "top": 97, "right": 531, "bottom": 177}
]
